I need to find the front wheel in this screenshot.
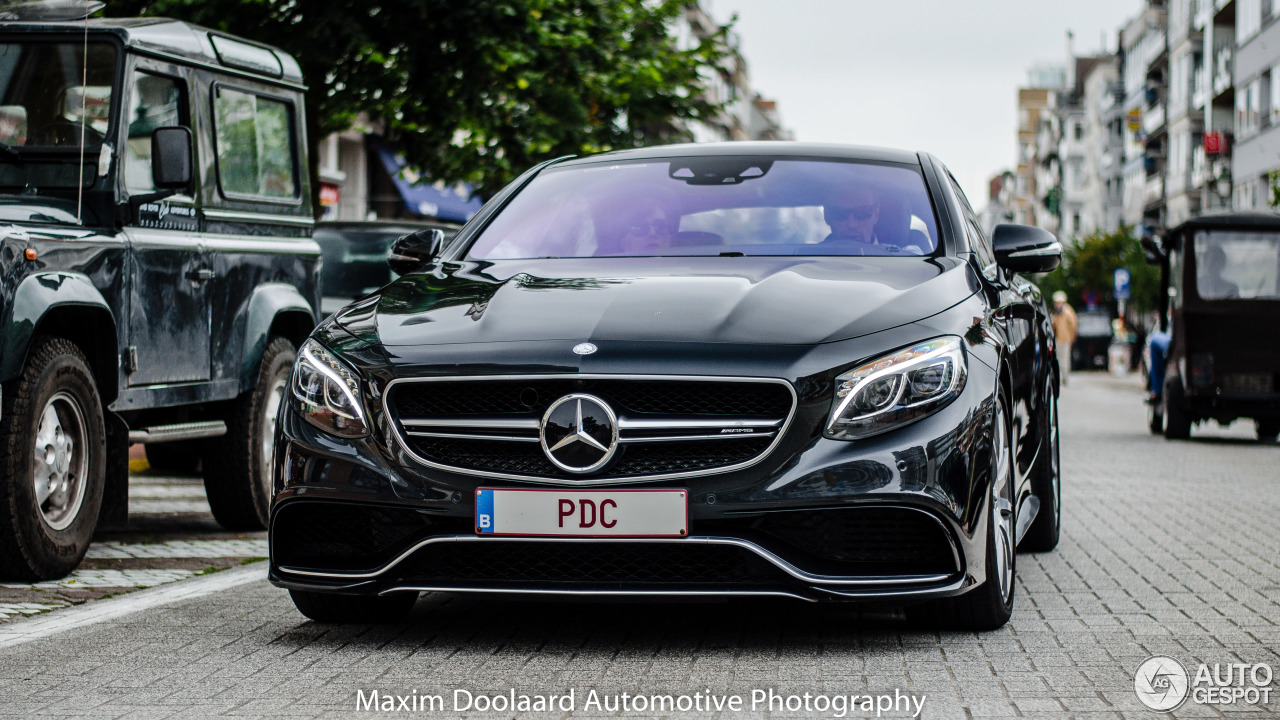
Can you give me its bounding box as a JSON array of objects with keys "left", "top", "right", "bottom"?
[
  {"left": 1163, "top": 379, "right": 1192, "bottom": 440},
  {"left": 909, "top": 393, "right": 1015, "bottom": 630},
  {"left": 0, "top": 338, "right": 106, "bottom": 580},
  {"left": 289, "top": 590, "right": 418, "bottom": 624},
  {"left": 202, "top": 337, "right": 295, "bottom": 530}
]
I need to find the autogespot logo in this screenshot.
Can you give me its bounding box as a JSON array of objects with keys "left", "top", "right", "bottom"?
[{"left": 1135, "top": 656, "right": 1190, "bottom": 712}]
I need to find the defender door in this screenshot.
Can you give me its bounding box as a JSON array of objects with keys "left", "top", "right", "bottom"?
[{"left": 119, "top": 58, "right": 212, "bottom": 385}]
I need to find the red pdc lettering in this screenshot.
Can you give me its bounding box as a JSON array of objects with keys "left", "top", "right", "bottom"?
[
  {"left": 578, "top": 499, "right": 597, "bottom": 528},
  {"left": 600, "top": 499, "right": 617, "bottom": 528},
  {"left": 558, "top": 499, "right": 574, "bottom": 527}
]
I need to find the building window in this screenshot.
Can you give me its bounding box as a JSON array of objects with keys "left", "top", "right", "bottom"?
[
  {"left": 1074, "top": 122, "right": 1084, "bottom": 141},
  {"left": 1238, "top": 0, "right": 1262, "bottom": 43}
]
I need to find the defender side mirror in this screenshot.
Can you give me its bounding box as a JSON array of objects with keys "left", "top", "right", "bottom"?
[
  {"left": 388, "top": 228, "right": 445, "bottom": 275},
  {"left": 151, "top": 126, "right": 192, "bottom": 190},
  {"left": 992, "top": 224, "right": 1062, "bottom": 274}
]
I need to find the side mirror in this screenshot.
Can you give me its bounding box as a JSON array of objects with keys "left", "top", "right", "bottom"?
[
  {"left": 388, "top": 228, "right": 445, "bottom": 275},
  {"left": 1140, "top": 235, "right": 1166, "bottom": 264},
  {"left": 151, "top": 126, "right": 192, "bottom": 190},
  {"left": 992, "top": 224, "right": 1062, "bottom": 274}
]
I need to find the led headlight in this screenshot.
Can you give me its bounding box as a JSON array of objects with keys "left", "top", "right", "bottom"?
[
  {"left": 825, "top": 337, "right": 967, "bottom": 440},
  {"left": 292, "top": 339, "right": 368, "bottom": 437}
]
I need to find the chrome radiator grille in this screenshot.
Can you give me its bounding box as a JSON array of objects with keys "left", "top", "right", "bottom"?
[{"left": 384, "top": 375, "right": 796, "bottom": 484}]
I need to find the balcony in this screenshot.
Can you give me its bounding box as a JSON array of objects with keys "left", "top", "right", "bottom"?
[
  {"left": 1145, "top": 175, "right": 1165, "bottom": 208},
  {"left": 1213, "top": 48, "right": 1232, "bottom": 96},
  {"left": 1192, "top": 67, "right": 1209, "bottom": 108},
  {"left": 1143, "top": 104, "right": 1166, "bottom": 135}
]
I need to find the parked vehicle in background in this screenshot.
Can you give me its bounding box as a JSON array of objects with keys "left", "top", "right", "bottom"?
[
  {"left": 1144, "top": 212, "right": 1280, "bottom": 441},
  {"left": 271, "top": 142, "right": 1064, "bottom": 630},
  {"left": 313, "top": 220, "right": 460, "bottom": 316},
  {"left": 0, "top": 9, "right": 320, "bottom": 580},
  {"left": 1071, "top": 311, "right": 1112, "bottom": 370}
]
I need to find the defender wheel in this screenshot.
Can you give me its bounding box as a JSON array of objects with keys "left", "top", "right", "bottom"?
[
  {"left": 289, "top": 590, "right": 418, "bottom": 624},
  {"left": 909, "top": 393, "right": 1015, "bottom": 631},
  {"left": 202, "top": 337, "right": 295, "bottom": 531},
  {"left": 1021, "top": 388, "right": 1060, "bottom": 552},
  {"left": 0, "top": 338, "right": 105, "bottom": 580},
  {"left": 1257, "top": 421, "right": 1280, "bottom": 443},
  {"left": 1163, "top": 379, "right": 1192, "bottom": 440},
  {"left": 144, "top": 440, "right": 201, "bottom": 475}
]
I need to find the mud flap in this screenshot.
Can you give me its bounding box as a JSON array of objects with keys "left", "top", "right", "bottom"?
[{"left": 98, "top": 411, "right": 129, "bottom": 530}]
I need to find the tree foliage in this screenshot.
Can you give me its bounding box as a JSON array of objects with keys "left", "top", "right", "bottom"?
[
  {"left": 1035, "top": 227, "right": 1161, "bottom": 319},
  {"left": 110, "top": 0, "right": 730, "bottom": 206}
]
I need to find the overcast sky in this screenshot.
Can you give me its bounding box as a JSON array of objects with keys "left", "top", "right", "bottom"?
[{"left": 705, "top": 0, "right": 1144, "bottom": 209}]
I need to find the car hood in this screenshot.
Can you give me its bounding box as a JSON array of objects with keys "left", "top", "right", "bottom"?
[{"left": 337, "top": 256, "right": 978, "bottom": 348}]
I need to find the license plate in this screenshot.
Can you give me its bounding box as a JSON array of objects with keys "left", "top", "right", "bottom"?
[{"left": 475, "top": 488, "right": 688, "bottom": 537}]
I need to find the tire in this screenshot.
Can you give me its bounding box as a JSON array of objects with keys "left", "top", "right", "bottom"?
[
  {"left": 0, "top": 338, "right": 106, "bottom": 580},
  {"left": 1021, "top": 387, "right": 1060, "bottom": 552},
  {"left": 289, "top": 589, "right": 418, "bottom": 624},
  {"left": 144, "top": 440, "right": 201, "bottom": 475},
  {"left": 1257, "top": 421, "right": 1280, "bottom": 443},
  {"left": 909, "top": 392, "right": 1015, "bottom": 631},
  {"left": 1163, "top": 378, "right": 1192, "bottom": 440},
  {"left": 202, "top": 337, "right": 295, "bottom": 531}
]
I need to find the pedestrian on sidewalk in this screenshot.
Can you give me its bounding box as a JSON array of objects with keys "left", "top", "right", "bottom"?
[{"left": 1051, "top": 291, "right": 1077, "bottom": 386}]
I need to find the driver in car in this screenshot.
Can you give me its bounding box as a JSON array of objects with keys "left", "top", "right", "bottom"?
[{"left": 822, "top": 185, "right": 880, "bottom": 252}]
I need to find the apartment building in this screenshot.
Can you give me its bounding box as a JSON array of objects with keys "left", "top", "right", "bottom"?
[{"left": 1232, "top": 0, "right": 1280, "bottom": 210}]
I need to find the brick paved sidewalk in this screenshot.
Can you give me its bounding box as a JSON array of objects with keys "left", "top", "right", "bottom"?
[{"left": 0, "top": 371, "right": 1276, "bottom": 719}]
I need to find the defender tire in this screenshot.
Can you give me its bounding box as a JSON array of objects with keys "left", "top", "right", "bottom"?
[
  {"left": 1163, "top": 379, "right": 1192, "bottom": 440},
  {"left": 202, "top": 337, "right": 295, "bottom": 531},
  {"left": 289, "top": 590, "right": 418, "bottom": 624},
  {"left": 0, "top": 338, "right": 106, "bottom": 580},
  {"left": 1147, "top": 398, "right": 1163, "bottom": 435},
  {"left": 909, "top": 393, "right": 1016, "bottom": 631},
  {"left": 1021, "top": 387, "right": 1061, "bottom": 552}
]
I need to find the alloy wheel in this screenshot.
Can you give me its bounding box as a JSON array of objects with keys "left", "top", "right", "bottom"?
[
  {"left": 992, "top": 399, "right": 1016, "bottom": 605},
  {"left": 33, "top": 392, "right": 89, "bottom": 531},
  {"left": 261, "top": 376, "right": 287, "bottom": 498}
]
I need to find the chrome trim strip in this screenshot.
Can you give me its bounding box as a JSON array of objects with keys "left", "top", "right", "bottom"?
[
  {"left": 617, "top": 418, "right": 783, "bottom": 430},
  {"left": 381, "top": 374, "right": 798, "bottom": 487},
  {"left": 406, "top": 431, "right": 539, "bottom": 443},
  {"left": 618, "top": 432, "right": 776, "bottom": 444},
  {"left": 203, "top": 209, "right": 315, "bottom": 227},
  {"left": 1007, "top": 241, "right": 1063, "bottom": 258},
  {"left": 402, "top": 418, "right": 541, "bottom": 430},
  {"left": 380, "top": 586, "right": 817, "bottom": 602},
  {"left": 276, "top": 534, "right": 953, "bottom": 588}
]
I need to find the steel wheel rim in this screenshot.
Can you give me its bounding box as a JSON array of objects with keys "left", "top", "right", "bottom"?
[
  {"left": 34, "top": 392, "right": 89, "bottom": 531},
  {"left": 993, "top": 399, "right": 1015, "bottom": 605},
  {"left": 261, "top": 377, "right": 287, "bottom": 498}
]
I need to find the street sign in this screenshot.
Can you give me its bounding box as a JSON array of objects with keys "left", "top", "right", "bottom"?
[{"left": 1114, "top": 267, "right": 1131, "bottom": 302}]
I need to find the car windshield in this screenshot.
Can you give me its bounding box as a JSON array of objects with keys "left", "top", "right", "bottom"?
[
  {"left": 466, "top": 157, "right": 940, "bottom": 259},
  {"left": 1194, "top": 230, "right": 1280, "bottom": 300},
  {"left": 0, "top": 41, "right": 116, "bottom": 149}
]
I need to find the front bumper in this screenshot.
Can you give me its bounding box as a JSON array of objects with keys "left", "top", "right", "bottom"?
[{"left": 268, "top": 358, "right": 998, "bottom": 603}]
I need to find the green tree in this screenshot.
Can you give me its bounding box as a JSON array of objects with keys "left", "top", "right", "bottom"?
[
  {"left": 110, "top": 0, "right": 730, "bottom": 211},
  {"left": 1035, "top": 226, "right": 1160, "bottom": 320}
]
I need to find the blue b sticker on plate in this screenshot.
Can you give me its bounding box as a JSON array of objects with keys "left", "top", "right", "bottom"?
[{"left": 475, "top": 489, "right": 495, "bottom": 533}]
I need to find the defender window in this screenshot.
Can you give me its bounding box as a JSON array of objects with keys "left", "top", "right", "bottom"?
[
  {"left": 123, "top": 71, "right": 185, "bottom": 192},
  {"left": 212, "top": 86, "right": 296, "bottom": 199}
]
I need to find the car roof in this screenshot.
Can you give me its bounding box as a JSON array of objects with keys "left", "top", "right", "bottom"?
[
  {"left": 552, "top": 141, "right": 923, "bottom": 168},
  {"left": 1169, "top": 211, "right": 1280, "bottom": 234},
  {"left": 0, "top": 17, "right": 304, "bottom": 87}
]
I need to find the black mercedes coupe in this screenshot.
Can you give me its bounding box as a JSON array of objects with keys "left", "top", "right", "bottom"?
[{"left": 269, "top": 142, "right": 1063, "bottom": 630}]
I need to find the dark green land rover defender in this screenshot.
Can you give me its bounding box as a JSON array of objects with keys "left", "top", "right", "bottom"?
[{"left": 0, "top": 10, "right": 320, "bottom": 579}]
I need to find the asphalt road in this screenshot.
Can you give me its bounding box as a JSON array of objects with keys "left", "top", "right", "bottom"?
[{"left": 1, "top": 371, "right": 1277, "bottom": 719}]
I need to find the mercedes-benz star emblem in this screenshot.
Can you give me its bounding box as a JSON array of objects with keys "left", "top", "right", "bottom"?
[
  {"left": 572, "top": 342, "right": 597, "bottom": 355},
  {"left": 540, "top": 393, "right": 618, "bottom": 474}
]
